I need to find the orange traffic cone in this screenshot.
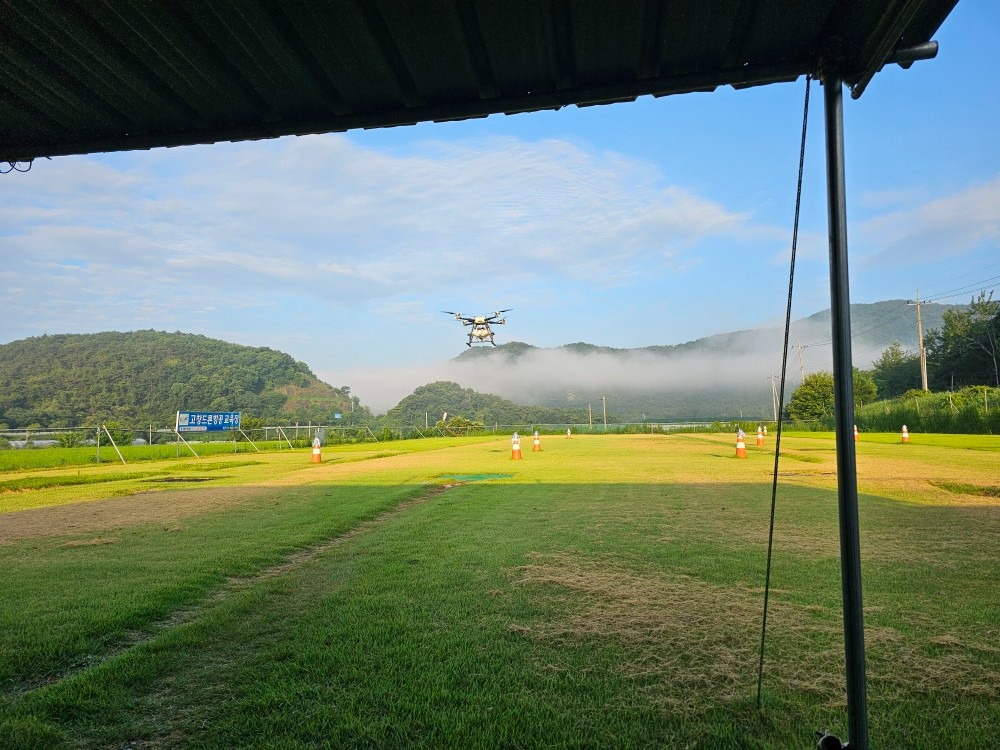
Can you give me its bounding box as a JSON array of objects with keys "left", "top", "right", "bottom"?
[
  {"left": 533, "top": 431, "right": 541, "bottom": 452},
  {"left": 901, "top": 424, "right": 909, "bottom": 443},
  {"left": 763, "top": 425, "right": 768, "bottom": 436},
  {"left": 311, "top": 438, "right": 322, "bottom": 463},
  {"left": 566, "top": 428, "right": 571, "bottom": 439},
  {"left": 511, "top": 433, "right": 522, "bottom": 460},
  {"left": 756, "top": 426, "right": 764, "bottom": 447},
  {"left": 853, "top": 425, "right": 859, "bottom": 442},
  {"left": 736, "top": 431, "right": 747, "bottom": 459}
]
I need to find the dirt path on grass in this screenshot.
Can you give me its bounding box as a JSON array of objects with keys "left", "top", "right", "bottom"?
[
  {"left": 7, "top": 482, "right": 459, "bottom": 697},
  {"left": 0, "top": 485, "right": 273, "bottom": 545}
]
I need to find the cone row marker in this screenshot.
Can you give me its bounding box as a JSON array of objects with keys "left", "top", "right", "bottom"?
[
  {"left": 736, "top": 429, "right": 747, "bottom": 459},
  {"left": 511, "top": 432, "right": 522, "bottom": 460}
]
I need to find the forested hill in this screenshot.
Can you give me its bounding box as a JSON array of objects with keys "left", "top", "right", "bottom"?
[
  {"left": 384, "top": 381, "right": 591, "bottom": 426},
  {"left": 0, "top": 331, "right": 367, "bottom": 429}
]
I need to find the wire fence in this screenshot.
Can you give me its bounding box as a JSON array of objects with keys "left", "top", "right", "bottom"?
[
  {"left": 0, "top": 420, "right": 793, "bottom": 471},
  {"left": 0, "top": 420, "right": 751, "bottom": 451}
]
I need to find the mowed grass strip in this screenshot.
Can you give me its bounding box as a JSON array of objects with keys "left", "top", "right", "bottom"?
[
  {"left": 0, "top": 434, "right": 499, "bottom": 473},
  {"left": 0, "top": 471, "right": 163, "bottom": 493},
  {"left": 0, "top": 436, "right": 498, "bottom": 515},
  {"left": 933, "top": 481, "right": 1000, "bottom": 498},
  {"left": 0, "top": 442, "right": 259, "bottom": 472},
  {"left": 0, "top": 480, "right": 437, "bottom": 693},
  {"left": 788, "top": 430, "right": 1000, "bottom": 451},
  {"left": 0, "top": 458, "right": 263, "bottom": 494},
  {"left": 0, "top": 434, "right": 997, "bottom": 748}
]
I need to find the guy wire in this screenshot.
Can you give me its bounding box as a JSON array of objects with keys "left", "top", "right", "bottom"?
[{"left": 756, "top": 71, "right": 811, "bottom": 709}]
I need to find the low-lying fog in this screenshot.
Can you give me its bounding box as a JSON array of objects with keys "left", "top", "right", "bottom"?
[{"left": 322, "top": 317, "right": 876, "bottom": 416}]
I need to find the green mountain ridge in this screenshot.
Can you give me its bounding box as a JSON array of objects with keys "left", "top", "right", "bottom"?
[
  {"left": 0, "top": 331, "right": 367, "bottom": 429},
  {"left": 383, "top": 381, "right": 590, "bottom": 427},
  {"left": 0, "top": 300, "right": 973, "bottom": 428}
]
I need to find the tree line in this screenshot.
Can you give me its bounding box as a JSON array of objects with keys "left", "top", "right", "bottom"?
[{"left": 787, "top": 292, "right": 999, "bottom": 422}]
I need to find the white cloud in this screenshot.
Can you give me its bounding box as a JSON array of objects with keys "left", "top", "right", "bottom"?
[
  {"left": 859, "top": 175, "right": 1000, "bottom": 266},
  {"left": 0, "top": 133, "right": 776, "bottom": 353},
  {"left": 859, "top": 186, "right": 928, "bottom": 210}
]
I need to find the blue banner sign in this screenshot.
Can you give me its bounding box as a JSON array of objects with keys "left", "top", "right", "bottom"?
[{"left": 176, "top": 411, "right": 241, "bottom": 432}]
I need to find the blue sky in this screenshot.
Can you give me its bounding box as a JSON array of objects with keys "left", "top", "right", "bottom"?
[{"left": 2, "top": 2, "right": 997, "bottom": 412}]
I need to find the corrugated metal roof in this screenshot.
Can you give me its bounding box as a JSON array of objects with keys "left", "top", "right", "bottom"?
[{"left": 0, "top": 0, "right": 958, "bottom": 163}]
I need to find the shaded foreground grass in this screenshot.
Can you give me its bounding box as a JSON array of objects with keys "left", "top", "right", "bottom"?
[{"left": 0, "top": 434, "right": 997, "bottom": 748}]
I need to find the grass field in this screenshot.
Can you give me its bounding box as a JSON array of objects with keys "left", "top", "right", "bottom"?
[{"left": 1, "top": 432, "right": 997, "bottom": 748}]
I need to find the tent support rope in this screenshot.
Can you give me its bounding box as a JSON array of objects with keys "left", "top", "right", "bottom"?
[{"left": 756, "top": 72, "right": 811, "bottom": 709}]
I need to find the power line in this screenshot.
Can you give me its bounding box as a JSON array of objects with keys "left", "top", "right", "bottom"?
[
  {"left": 801, "top": 302, "right": 914, "bottom": 349},
  {"left": 796, "top": 265, "right": 999, "bottom": 351},
  {"left": 765, "top": 272, "right": 999, "bottom": 381},
  {"left": 923, "top": 274, "right": 1000, "bottom": 303},
  {"left": 919, "top": 259, "right": 1000, "bottom": 298},
  {"left": 843, "top": 304, "right": 915, "bottom": 340}
]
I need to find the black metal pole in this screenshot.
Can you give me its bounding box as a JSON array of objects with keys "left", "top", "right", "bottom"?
[{"left": 823, "top": 72, "right": 870, "bottom": 750}]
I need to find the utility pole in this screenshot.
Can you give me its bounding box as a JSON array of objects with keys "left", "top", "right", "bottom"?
[
  {"left": 796, "top": 338, "right": 805, "bottom": 384},
  {"left": 769, "top": 373, "right": 779, "bottom": 421},
  {"left": 588, "top": 403, "right": 592, "bottom": 427},
  {"left": 907, "top": 291, "right": 929, "bottom": 391},
  {"left": 601, "top": 396, "right": 607, "bottom": 428}
]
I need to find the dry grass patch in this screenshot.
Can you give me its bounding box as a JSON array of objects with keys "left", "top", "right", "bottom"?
[
  {"left": 59, "top": 537, "right": 119, "bottom": 548},
  {"left": 0, "top": 485, "right": 271, "bottom": 545},
  {"left": 696, "top": 503, "right": 996, "bottom": 567},
  {"left": 866, "top": 624, "right": 1000, "bottom": 700},
  {"left": 509, "top": 551, "right": 828, "bottom": 709},
  {"left": 508, "top": 552, "right": 999, "bottom": 710},
  {"left": 854, "top": 450, "right": 1000, "bottom": 507}
]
